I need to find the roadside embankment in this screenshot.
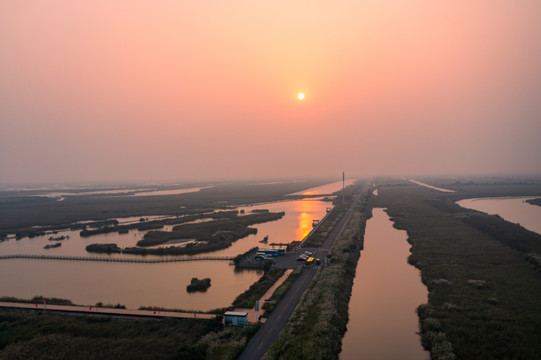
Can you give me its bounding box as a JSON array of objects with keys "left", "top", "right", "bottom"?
[{"left": 264, "top": 181, "right": 372, "bottom": 360}]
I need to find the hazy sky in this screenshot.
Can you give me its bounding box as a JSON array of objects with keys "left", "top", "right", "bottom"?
[{"left": 1, "top": 0, "right": 540, "bottom": 184}]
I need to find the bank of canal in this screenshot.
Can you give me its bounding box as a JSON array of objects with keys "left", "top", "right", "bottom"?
[{"left": 341, "top": 208, "right": 428, "bottom": 360}]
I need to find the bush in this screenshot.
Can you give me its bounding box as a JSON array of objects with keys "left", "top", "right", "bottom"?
[{"left": 187, "top": 278, "right": 211, "bottom": 292}]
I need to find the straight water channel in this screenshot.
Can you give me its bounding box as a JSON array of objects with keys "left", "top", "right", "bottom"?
[
  {"left": 0, "top": 180, "right": 351, "bottom": 310},
  {"left": 340, "top": 195, "right": 541, "bottom": 358},
  {"left": 341, "top": 208, "right": 429, "bottom": 360}
]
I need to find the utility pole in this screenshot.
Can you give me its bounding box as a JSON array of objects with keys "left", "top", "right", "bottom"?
[
  {"left": 342, "top": 171, "right": 345, "bottom": 203},
  {"left": 254, "top": 300, "right": 275, "bottom": 322}
]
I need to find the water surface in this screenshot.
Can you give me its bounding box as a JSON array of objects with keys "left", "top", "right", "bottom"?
[
  {"left": 457, "top": 197, "right": 541, "bottom": 235},
  {"left": 0, "top": 181, "right": 343, "bottom": 310},
  {"left": 341, "top": 208, "right": 428, "bottom": 360}
]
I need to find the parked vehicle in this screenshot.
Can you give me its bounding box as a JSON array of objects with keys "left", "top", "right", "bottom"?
[{"left": 296, "top": 254, "right": 309, "bottom": 262}]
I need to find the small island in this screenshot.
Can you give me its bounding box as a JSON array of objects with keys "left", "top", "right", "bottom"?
[
  {"left": 85, "top": 243, "right": 121, "bottom": 254},
  {"left": 186, "top": 277, "right": 211, "bottom": 292},
  {"left": 48, "top": 235, "right": 69, "bottom": 241},
  {"left": 44, "top": 243, "right": 62, "bottom": 250}
]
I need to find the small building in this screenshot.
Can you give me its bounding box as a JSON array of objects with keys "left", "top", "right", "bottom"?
[{"left": 224, "top": 311, "right": 248, "bottom": 326}]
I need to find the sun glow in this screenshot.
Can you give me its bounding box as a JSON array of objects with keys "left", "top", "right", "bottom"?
[
  {"left": 297, "top": 93, "right": 304, "bottom": 100},
  {"left": 294, "top": 199, "right": 318, "bottom": 240}
]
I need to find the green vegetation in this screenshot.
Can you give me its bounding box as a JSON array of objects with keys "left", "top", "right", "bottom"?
[
  {"left": 94, "top": 302, "right": 126, "bottom": 309},
  {"left": 187, "top": 278, "right": 212, "bottom": 292},
  {"left": 264, "top": 182, "right": 371, "bottom": 360},
  {"left": 0, "top": 180, "right": 331, "bottom": 236},
  {"left": 0, "top": 179, "right": 358, "bottom": 359},
  {"left": 137, "top": 306, "right": 221, "bottom": 314},
  {"left": 139, "top": 212, "right": 285, "bottom": 247},
  {"left": 233, "top": 247, "right": 259, "bottom": 266},
  {"left": 232, "top": 268, "right": 286, "bottom": 309},
  {"left": 79, "top": 211, "right": 237, "bottom": 237},
  {"left": 43, "top": 243, "right": 61, "bottom": 249},
  {"left": 14, "top": 220, "right": 118, "bottom": 240},
  {"left": 303, "top": 181, "right": 361, "bottom": 247},
  {"left": 0, "top": 308, "right": 259, "bottom": 360},
  {"left": 85, "top": 243, "right": 121, "bottom": 253},
  {"left": 85, "top": 213, "right": 284, "bottom": 256},
  {"left": 121, "top": 241, "right": 243, "bottom": 256},
  {"left": 526, "top": 197, "right": 541, "bottom": 207},
  {"left": 374, "top": 178, "right": 541, "bottom": 359},
  {"left": 303, "top": 205, "right": 346, "bottom": 247},
  {"left": 0, "top": 296, "right": 73, "bottom": 306}
]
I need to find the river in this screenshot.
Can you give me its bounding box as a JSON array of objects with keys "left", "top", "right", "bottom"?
[
  {"left": 341, "top": 208, "right": 429, "bottom": 360},
  {"left": 457, "top": 197, "right": 541, "bottom": 235},
  {"left": 0, "top": 180, "right": 347, "bottom": 310}
]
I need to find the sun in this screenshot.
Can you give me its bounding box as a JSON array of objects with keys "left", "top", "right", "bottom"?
[{"left": 297, "top": 92, "right": 304, "bottom": 100}]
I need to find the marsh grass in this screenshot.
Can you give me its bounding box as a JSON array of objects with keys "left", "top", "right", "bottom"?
[
  {"left": 0, "top": 180, "right": 330, "bottom": 235},
  {"left": 0, "top": 307, "right": 260, "bottom": 360},
  {"left": 374, "top": 178, "right": 541, "bottom": 359},
  {"left": 231, "top": 268, "right": 286, "bottom": 309}
]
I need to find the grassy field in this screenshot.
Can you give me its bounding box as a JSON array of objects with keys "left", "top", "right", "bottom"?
[
  {"left": 231, "top": 268, "right": 286, "bottom": 309},
  {"left": 264, "top": 181, "right": 371, "bottom": 360},
  {"left": 0, "top": 308, "right": 260, "bottom": 360},
  {"left": 374, "top": 177, "right": 541, "bottom": 359}
]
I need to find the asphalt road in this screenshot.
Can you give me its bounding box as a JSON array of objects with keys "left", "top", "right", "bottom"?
[{"left": 238, "top": 199, "right": 357, "bottom": 360}]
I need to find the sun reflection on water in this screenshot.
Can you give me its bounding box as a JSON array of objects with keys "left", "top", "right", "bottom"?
[{"left": 294, "top": 199, "right": 320, "bottom": 241}]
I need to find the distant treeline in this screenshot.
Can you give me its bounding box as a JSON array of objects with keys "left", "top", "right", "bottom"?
[{"left": 11, "top": 220, "right": 118, "bottom": 240}]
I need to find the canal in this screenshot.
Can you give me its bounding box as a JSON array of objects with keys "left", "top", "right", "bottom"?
[{"left": 341, "top": 208, "right": 429, "bottom": 359}]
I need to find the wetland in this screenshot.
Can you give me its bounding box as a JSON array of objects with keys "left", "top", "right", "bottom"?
[{"left": 0, "top": 179, "right": 346, "bottom": 310}]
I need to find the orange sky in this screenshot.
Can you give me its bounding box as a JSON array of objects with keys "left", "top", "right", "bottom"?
[{"left": 1, "top": 1, "right": 540, "bottom": 184}]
